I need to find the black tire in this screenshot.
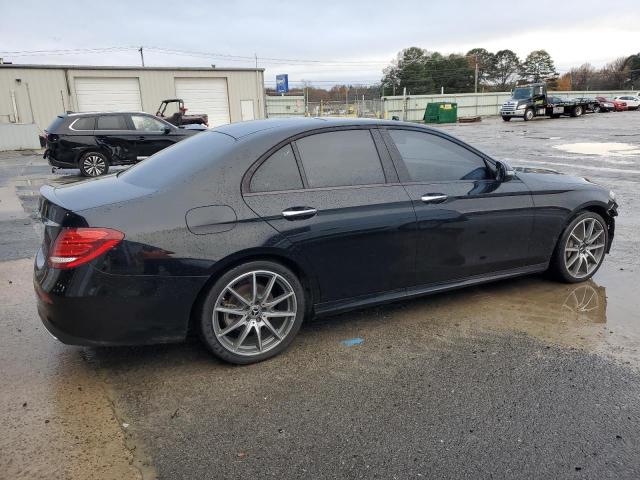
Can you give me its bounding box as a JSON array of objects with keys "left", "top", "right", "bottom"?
[
  {"left": 549, "top": 211, "right": 608, "bottom": 283},
  {"left": 79, "top": 151, "right": 109, "bottom": 177},
  {"left": 570, "top": 105, "right": 583, "bottom": 117},
  {"left": 523, "top": 109, "right": 534, "bottom": 121},
  {"left": 199, "top": 260, "right": 306, "bottom": 364},
  {"left": 501, "top": 116, "right": 511, "bottom": 122},
  {"left": 594, "top": 105, "right": 602, "bottom": 113}
]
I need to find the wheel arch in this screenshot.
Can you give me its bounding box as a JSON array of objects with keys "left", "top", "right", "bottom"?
[
  {"left": 187, "top": 248, "right": 318, "bottom": 336},
  {"left": 74, "top": 146, "right": 112, "bottom": 166},
  {"left": 555, "top": 200, "right": 615, "bottom": 256}
]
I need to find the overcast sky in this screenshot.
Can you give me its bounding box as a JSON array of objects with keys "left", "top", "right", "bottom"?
[{"left": 1, "top": 0, "right": 638, "bottom": 87}]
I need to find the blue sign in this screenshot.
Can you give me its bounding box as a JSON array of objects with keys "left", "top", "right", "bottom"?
[{"left": 276, "top": 74, "right": 289, "bottom": 94}]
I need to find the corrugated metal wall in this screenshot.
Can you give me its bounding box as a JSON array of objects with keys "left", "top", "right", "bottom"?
[
  {"left": 0, "top": 67, "right": 70, "bottom": 133},
  {"left": 0, "top": 66, "right": 265, "bottom": 133},
  {"left": 382, "top": 90, "right": 639, "bottom": 121},
  {"left": 0, "top": 123, "right": 41, "bottom": 150}
]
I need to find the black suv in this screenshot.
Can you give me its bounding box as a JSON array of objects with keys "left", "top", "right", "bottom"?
[{"left": 44, "top": 112, "right": 204, "bottom": 176}]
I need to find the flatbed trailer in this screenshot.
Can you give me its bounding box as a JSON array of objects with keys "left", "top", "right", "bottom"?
[{"left": 500, "top": 83, "right": 591, "bottom": 121}]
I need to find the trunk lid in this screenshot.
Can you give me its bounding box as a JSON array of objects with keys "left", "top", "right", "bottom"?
[{"left": 46, "top": 175, "right": 154, "bottom": 212}]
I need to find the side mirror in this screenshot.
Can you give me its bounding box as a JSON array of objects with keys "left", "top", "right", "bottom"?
[
  {"left": 496, "top": 161, "right": 515, "bottom": 182},
  {"left": 163, "top": 126, "right": 172, "bottom": 134}
]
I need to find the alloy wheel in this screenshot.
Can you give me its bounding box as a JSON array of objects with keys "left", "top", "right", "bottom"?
[
  {"left": 83, "top": 155, "right": 106, "bottom": 176},
  {"left": 212, "top": 270, "right": 297, "bottom": 357},
  {"left": 564, "top": 218, "right": 606, "bottom": 279}
]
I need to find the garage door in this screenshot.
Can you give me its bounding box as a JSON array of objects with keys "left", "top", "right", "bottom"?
[
  {"left": 75, "top": 77, "right": 142, "bottom": 112},
  {"left": 175, "top": 77, "right": 230, "bottom": 127}
]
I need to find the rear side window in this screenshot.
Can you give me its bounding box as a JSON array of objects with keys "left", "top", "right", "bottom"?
[
  {"left": 70, "top": 117, "right": 95, "bottom": 130},
  {"left": 389, "top": 130, "right": 490, "bottom": 182},
  {"left": 97, "top": 115, "right": 128, "bottom": 130},
  {"left": 295, "top": 130, "right": 385, "bottom": 188},
  {"left": 250, "top": 144, "right": 303, "bottom": 192}
]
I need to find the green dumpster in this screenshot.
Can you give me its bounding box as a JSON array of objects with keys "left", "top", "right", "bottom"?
[{"left": 423, "top": 102, "right": 457, "bottom": 124}]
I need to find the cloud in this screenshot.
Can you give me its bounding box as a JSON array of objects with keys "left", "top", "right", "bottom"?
[{"left": 1, "top": 0, "right": 638, "bottom": 86}]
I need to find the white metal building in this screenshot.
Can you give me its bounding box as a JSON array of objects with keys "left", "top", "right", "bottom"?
[{"left": 0, "top": 64, "right": 265, "bottom": 149}]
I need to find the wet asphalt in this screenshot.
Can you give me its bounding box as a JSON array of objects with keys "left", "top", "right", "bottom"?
[{"left": 1, "top": 112, "right": 640, "bottom": 479}]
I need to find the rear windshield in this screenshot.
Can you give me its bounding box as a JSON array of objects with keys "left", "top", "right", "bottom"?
[
  {"left": 46, "top": 115, "right": 67, "bottom": 132},
  {"left": 118, "top": 131, "right": 236, "bottom": 189}
]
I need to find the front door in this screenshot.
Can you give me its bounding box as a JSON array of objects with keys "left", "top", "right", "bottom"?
[
  {"left": 129, "top": 114, "right": 177, "bottom": 159},
  {"left": 243, "top": 128, "right": 416, "bottom": 306},
  {"left": 382, "top": 128, "right": 535, "bottom": 287}
]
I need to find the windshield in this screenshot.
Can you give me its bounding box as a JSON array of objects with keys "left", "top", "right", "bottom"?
[
  {"left": 512, "top": 87, "right": 533, "bottom": 100},
  {"left": 119, "top": 131, "right": 236, "bottom": 189}
]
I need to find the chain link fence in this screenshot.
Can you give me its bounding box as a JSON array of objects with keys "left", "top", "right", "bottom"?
[
  {"left": 306, "top": 99, "right": 383, "bottom": 118},
  {"left": 266, "top": 95, "right": 383, "bottom": 119}
]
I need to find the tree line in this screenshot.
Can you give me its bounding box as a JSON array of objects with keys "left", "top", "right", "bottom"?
[
  {"left": 265, "top": 49, "right": 640, "bottom": 100},
  {"left": 557, "top": 56, "right": 640, "bottom": 91},
  {"left": 381, "top": 47, "right": 640, "bottom": 94}
]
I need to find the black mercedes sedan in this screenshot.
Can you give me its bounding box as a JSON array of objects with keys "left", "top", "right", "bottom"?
[
  {"left": 34, "top": 118, "right": 618, "bottom": 364},
  {"left": 43, "top": 111, "right": 203, "bottom": 177}
]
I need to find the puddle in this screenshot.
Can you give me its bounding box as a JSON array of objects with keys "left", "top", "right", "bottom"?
[{"left": 553, "top": 142, "right": 640, "bottom": 157}]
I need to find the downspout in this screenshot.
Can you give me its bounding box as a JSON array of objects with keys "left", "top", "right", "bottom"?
[
  {"left": 10, "top": 90, "right": 19, "bottom": 123},
  {"left": 63, "top": 68, "right": 72, "bottom": 112},
  {"left": 25, "top": 82, "right": 36, "bottom": 124}
]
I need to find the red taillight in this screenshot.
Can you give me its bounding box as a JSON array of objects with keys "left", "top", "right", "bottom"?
[{"left": 48, "top": 228, "right": 124, "bottom": 269}]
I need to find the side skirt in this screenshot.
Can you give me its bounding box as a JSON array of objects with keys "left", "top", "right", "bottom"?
[{"left": 313, "top": 263, "right": 549, "bottom": 317}]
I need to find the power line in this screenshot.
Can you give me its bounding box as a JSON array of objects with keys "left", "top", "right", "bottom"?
[{"left": 0, "top": 46, "right": 136, "bottom": 56}]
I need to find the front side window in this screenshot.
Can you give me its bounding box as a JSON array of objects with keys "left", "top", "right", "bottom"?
[
  {"left": 131, "top": 115, "right": 168, "bottom": 132},
  {"left": 389, "top": 130, "right": 490, "bottom": 183},
  {"left": 295, "top": 130, "right": 385, "bottom": 188},
  {"left": 250, "top": 144, "right": 303, "bottom": 192},
  {"left": 96, "top": 115, "right": 127, "bottom": 130}
]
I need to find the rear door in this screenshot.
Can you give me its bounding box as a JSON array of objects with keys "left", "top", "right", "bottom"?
[
  {"left": 95, "top": 114, "right": 137, "bottom": 163},
  {"left": 242, "top": 127, "right": 416, "bottom": 306},
  {"left": 382, "top": 127, "right": 535, "bottom": 287}
]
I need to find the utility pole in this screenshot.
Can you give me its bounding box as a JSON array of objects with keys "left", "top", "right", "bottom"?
[
  {"left": 139, "top": 47, "right": 145, "bottom": 67},
  {"left": 402, "top": 86, "right": 407, "bottom": 121},
  {"left": 474, "top": 56, "right": 479, "bottom": 93},
  {"left": 253, "top": 53, "right": 262, "bottom": 118},
  {"left": 345, "top": 86, "right": 348, "bottom": 115}
]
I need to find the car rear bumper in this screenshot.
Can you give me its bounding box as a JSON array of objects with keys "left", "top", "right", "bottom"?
[
  {"left": 44, "top": 149, "right": 76, "bottom": 169},
  {"left": 34, "top": 254, "right": 208, "bottom": 346}
]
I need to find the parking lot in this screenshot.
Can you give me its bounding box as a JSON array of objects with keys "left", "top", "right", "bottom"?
[{"left": 1, "top": 111, "right": 640, "bottom": 479}]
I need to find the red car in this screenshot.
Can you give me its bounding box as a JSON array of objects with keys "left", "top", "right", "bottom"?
[{"left": 596, "top": 96, "right": 627, "bottom": 112}]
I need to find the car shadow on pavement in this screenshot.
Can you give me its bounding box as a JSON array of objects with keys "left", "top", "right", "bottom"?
[{"left": 80, "top": 273, "right": 611, "bottom": 375}]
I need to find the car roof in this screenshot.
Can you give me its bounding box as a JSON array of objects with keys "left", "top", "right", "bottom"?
[
  {"left": 64, "top": 111, "right": 154, "bottom": 117},
  {"left": 213, "top": 117, "right": 433, "bottom": 140}
]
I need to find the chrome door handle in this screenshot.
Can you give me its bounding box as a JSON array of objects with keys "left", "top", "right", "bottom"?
[
  {"left": 282, "top": 207, "right": 317, "bottom": 220},
  {"left": 421, "top": 194, "right": 448, "bottom": 204}
]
